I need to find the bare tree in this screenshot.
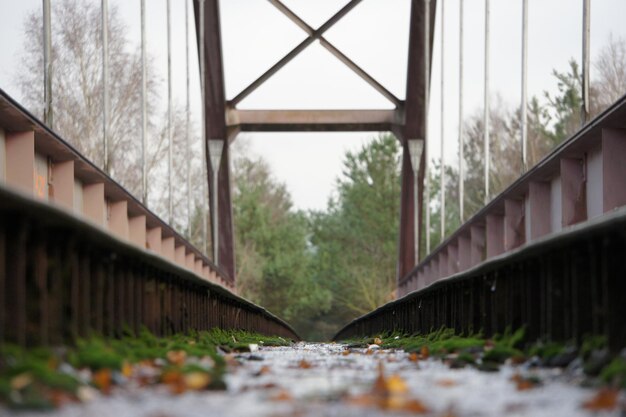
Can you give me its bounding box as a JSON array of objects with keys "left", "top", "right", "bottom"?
[
  {"left": 15, "top": 0, "right": 205, "bottom": 239},
  {"left": 594, "top": 34, "right": 626, "bottom": 111}
]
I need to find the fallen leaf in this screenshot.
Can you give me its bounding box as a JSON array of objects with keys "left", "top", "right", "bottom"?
[
  {"left": 402, "top": 398, "right": 430, "bottom": 413},
  {"left": 255, "top": 365, "right": 272, "bottom": 376},
  {"left": 365, "top": 349, "right": 375, "bottom": 355},
  {"left": 374, "top": 337, "right": 383, "bottom": 345},
  {"left": 298, "top": 360, "right": 312, "bottom": 369},
  {"left": 436, "top": 378, "right": 458, "bottom": 387},
  {"left": 408, "top": 352, "right": 419, "bottom": 362},
  {"left": 270, "top": 389, "right": 293, "bottom": 402},
  {"left": 184, "top": 372, "right": 211, "bottom": 390},
  {"left": 420, "top": 346, "right": 430, "bottom": 359},
  {"left": 582, "top": 388, "right": 619, "bottom": 411},
  {"left": 342, "top": 350, "right": 351, "bottom": 356},
  {"left": 92, "top": 369, "right": 112, "bottom": 394},
  {"left": 510, "top": 374, "right": 539, "bottom": 391},
  {"left": 386, "top": 374, "right": 409, "bottom": 394},
  {"left": 10, "top": 373, "right": 33, "bottom": 390},
  {"left": 166, "top": 350, "right": 187, "bottom": 366},
  {"left": 122, "top": 361, "right": 133, "bottom": 378}
]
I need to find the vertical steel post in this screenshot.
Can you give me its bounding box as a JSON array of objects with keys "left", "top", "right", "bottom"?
[
  {"left": 424, "top": 0, "right": 431, "bottom": 254},
  {"left": 458, "top": 0, "right": 464, "bottom": 222},
  {"left": 409, "top": 140, "right": 424, "bottom": 265},
  {"left": 166, "top": 0, "right": 173, "bottom": 224},
  {"left": 141, "top": 0, "right": 147, "bottom": 203},
  {"left": 483, "top": 0, "right": 490, "bottom": 204},
  {"left": 185, "top": 0, "right": 192, "bottom": 237},
  {"left": 582, "top": 0, "right": 590, "bottom": 126},
  {"left": 43, "top": 0, "right": 53, "bottom": 128},
  {"left": 101, "top": 0, "right": 109, "bottom": 173},
  {"left": 521, "top": 0, "right": 528, "bottom": 172},
  {"left": 208, "top": 140, "right": 223, "bottom": 265},
  {"left": 199, "top": 0, "right": 208, "bottom": 254},
  {"left": 440, "top": 0, "right": 445, "bottom": 241}
]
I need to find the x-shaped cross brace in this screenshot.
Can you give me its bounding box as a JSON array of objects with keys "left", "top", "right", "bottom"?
[{"left": 229, "top": 0, "right": 401, "bottom": 108}]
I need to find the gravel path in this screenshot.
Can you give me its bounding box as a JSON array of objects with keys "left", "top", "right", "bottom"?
[{"left": 4, "top": 343, "right": 623, "bottom": 417}]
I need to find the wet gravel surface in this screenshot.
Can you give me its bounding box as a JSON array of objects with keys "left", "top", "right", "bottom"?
[{"left": 4, "top": 342, "right": 623, "bottom": 417}]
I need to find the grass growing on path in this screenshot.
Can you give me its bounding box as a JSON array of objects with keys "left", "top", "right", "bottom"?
[{"left": 0, "top": 328, "right": 293, "bottom": 410}]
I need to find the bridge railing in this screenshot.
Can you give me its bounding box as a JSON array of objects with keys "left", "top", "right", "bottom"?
[
  {"left": 0, "top": 88, "right": 233, "bottom": 290},
  {"left": 0, "top": 90, "right": 300, "bottom": 346},
  {"left": 399, "top": 93, "right": 626, "bottom": 297}
]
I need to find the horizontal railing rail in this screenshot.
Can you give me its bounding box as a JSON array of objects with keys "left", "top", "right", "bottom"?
[
  {"left": 336, "top": 205, "right": 626, "bottom": 351},
  {"left": 0, "top": 185, "right": 299, "bottom": 346},
  {"left": 399, "top": 92, "right": 626, "bottom": 297}
]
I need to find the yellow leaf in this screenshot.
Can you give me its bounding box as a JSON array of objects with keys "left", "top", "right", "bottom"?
[
  {"left": 184, "top": 372, "right": 211, "bottom": 390},
  {"left": 386, "top": 374, "right": 409, "bottom": 394},
  {"left": 374, "top": 337, "right": 383, "bottom": 345},
  {"left": 122, "top": 361, "right": 133, "bottom": 378},
  {"left": 10, "top": 373, "right": 33, "bottom": 390}
]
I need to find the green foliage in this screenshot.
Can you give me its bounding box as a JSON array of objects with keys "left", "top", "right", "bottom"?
[
  {"left": 600, "top": 357, "right": 626, "bottom": 388},
  {"left": 233, "top": 155, "right": 332, "bottom": 338},
  {"left": 308, "top": 134, "right": 401, "bottom": 338}
]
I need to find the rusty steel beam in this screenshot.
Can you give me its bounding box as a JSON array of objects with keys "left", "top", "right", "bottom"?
[
  {"left": 193, "top": 0, "right": 235, "bottom": 282},
  {"left": 229, "top": 0, "right": 363, "bottom": 107},
  {"left": 267, "top": 0, "right": 401, "bottom": 108},
  {"left": 397, "top": 0, "right": 438, "bottom": 281},
  {"left": 226, "top": 109, "right": 400, "bottom": 132}
]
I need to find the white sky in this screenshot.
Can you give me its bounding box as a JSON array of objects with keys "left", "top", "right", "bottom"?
[{"left": 1, "top": 0, "right": 625, "bottom": 211}]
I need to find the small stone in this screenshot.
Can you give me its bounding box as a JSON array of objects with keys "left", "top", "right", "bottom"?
[
  {"left": 584, "top": 349, "right": 612, "bottom": 376},
  {"left": 549, "top": 347, "right": 578, "bottom": 367},
  {"left": 76, "top": 386, "right": 99, "bottom": 402}
]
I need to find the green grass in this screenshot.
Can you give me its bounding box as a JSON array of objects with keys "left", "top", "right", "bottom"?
[{"left": 0, "top": 328, "right": 292, "bottom": 409}]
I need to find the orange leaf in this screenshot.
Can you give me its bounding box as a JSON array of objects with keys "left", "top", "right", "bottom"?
[
  {"left": 342, "top": 350, "right": 351, "bottom": 356},
  {"left": 402, "top": 398, "right": 430, "bottom": 413},
  {"left": 436, "top": 378, "right": 458, "bottom": 387},
  {"left": 270, "top": 389, "right": 293, "bottom": 402},
  {"left": 582, "top": 388, "right": 619, "bottom": 411},
  {"left": 161, "top": 369, "right": 183, "bottom": 385},
  {"left": 92, "top": 369, "right": 112, "bottom": 394},
  {"left": 256, "top": 365, "right": 272, "bottom": 376},
  {"left": 420, "top": 346, "right": 430, "bottom": 359},
  {"left": 510, "top": 374, "right": 537, "bottom": 391},
  {"left": 166, "top": 350, "right": 187, "bottom": 366},
  {"left": 365, "top": 349, "right": 375, "bottom": 355},
  {"left": 408, "top": 352, "right": 419, "bottom": 362},
  {"left": 298, "top": 359, "right": 312, "bottom": 369}
]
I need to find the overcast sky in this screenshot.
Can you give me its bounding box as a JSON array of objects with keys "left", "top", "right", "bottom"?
[{"left": 1, "top": 0, "right": 625, "bottom": 211}]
